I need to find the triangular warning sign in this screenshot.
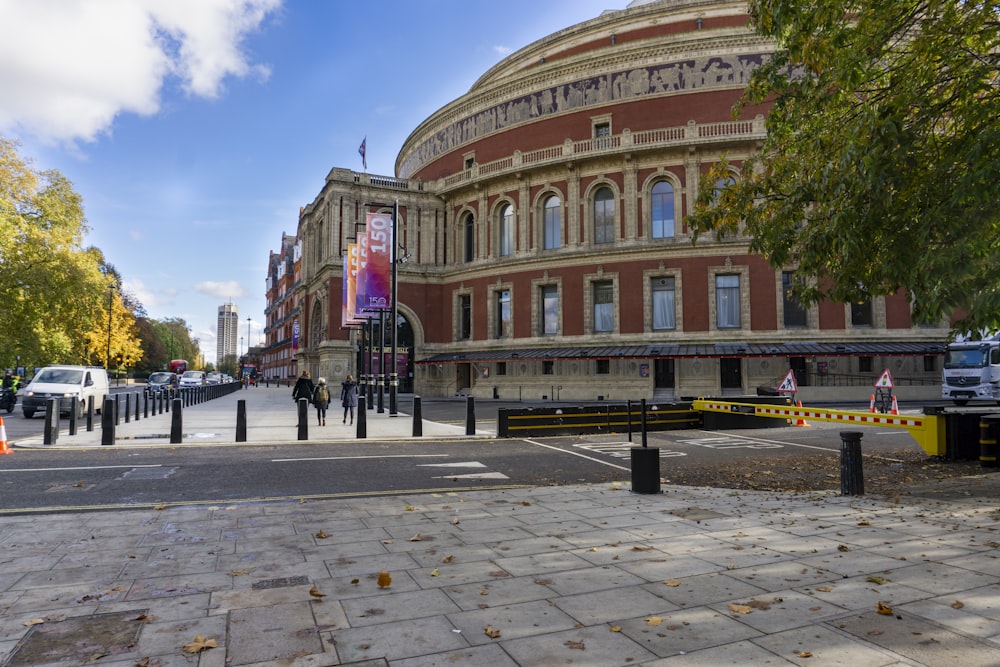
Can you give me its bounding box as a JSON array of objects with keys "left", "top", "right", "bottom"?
[
  {"left": 874, "top": 369, "right": 894, "bottom": 389},
  {"left": 776, "top": 369, "right": 797, "bottom": 392}
]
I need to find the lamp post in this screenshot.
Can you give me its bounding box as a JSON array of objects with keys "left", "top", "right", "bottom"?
[
  {"left": 106, "top": 284, "right": 115, "bottom": 369},
  {"left": 389, "top": 199, "right": 399, "bottom": 415},
  {"left": 246, "top": 317, "right": 252, "bottom": 356}
]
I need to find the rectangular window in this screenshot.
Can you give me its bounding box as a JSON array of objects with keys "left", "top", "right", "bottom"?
[
  {"left": 651, "top": 277, "right": 675, "bottom": 330},
  {"left": 544, "top": 198, "right": 561, "bottom": 250},
  {"left": 542, "top": 285, "right": 558, "bottom": 335},
  {"left": 593, "top": 281, "right": 614, "bottom": 333},
  {"left": 460, "top": 295, "right": 471, "bottom": 340},
  {"left": 596, "top": 359, "right": 610, "bottom": 374},
  {"left": 716, "top": 275, "right": 740, "bottom": 328},
  {"left": 543, "top": 360, "right": 554, "bottom": 375},
  {"left": 496, "top": 289, "right": 511, "bottom": 338},
  {"left": 859, "top": 357, "right": 873, "bottom": 373},
  {"left": 851, "top": 300, "right": 873, "bottom": 327},
  {"left": 923, "top": 356, "right": 936, "bottom": 372},
  {"left": 782, "top": 272, "right": 808, "bottom": 327},
  {"left": 499, "top": 206, "right": 514, "bottom": 257},
  {"left": 496, "top": 362, "right": 507, "bottom": 376}
]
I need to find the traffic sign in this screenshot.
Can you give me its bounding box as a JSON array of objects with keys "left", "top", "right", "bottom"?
[
  {"left": 874, "top": 369, "right": 894, "bottom": 389},
  {"left": 776, "top": 369, "right": 797, "bottom": 393}
]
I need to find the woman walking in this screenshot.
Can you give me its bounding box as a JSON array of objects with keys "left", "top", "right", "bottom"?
[
  {"left": 312, "top": 377, "right": 330, "bottom": 425},
  {"left": 292, "top": 371, "right": 314, "bottom": 405},
  {"left": 340, "top": 374, "right": 358, "bottom": 424}
]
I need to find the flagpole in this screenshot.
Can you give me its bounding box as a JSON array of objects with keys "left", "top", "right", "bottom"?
[{"left": 389, "top": 199, "right": 399, "bottom": 416}]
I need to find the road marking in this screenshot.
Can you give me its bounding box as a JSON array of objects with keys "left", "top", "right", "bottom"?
[
  {"left": 573, "top": 442, "right": 687, "bottom": 458},
  {"left": 432, "top": 472, "right": 510, "bottom": 480},
  {"left": 523, "top": 439, "right": 631, "bottom": 472},
  {"left": 417, "top": 461, "right": 486, "bottom": 468},
  {"left": 0, "top": 464, "right": 162, "bottom": 473},
  {"left": 272, "top": 454, "right": 449, "bottom": 463}
]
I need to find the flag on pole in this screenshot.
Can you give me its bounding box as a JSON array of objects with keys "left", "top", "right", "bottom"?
[{"left": 358, "top": 137, "right": 367, "bottom": 170}]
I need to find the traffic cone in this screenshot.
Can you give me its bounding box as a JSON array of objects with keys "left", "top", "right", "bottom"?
[
  {"left": 890, "top": 395, "right": 899, "bottom": 415},
  {"left": 869, "top": 394, "right": 876, "bottom": 413},
  {"left": 794, "top": 400, "right": 809, "bottom": 427},
  {"left": 0, "top": 416, "right": 11, "bottom": 454}
]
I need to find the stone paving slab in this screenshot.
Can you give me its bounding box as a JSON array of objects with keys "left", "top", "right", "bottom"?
[{"left": 3, "top": 482, "right": 1000, "bottom": 665}]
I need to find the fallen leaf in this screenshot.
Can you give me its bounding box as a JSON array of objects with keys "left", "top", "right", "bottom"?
[
  {"left": 746, "top": 600, "right": 771, "bottom": 610},
  {"left": 837, "top": 544, "right": 850, "bottom": 552},
  {"left": 857, "top": 520, "right": 871, "bottom": 526},
  {"left": 230, "top": 568, "right": 256, "bottom": 576},
  {"left": 22, "top": 619, "right": 45, "bottom": 627},
  {"left": 377, "top": 571, "right": 392, "bottom": 588},
  {"left": 409, "top": 533, "right": 422, "bottom": 542},
  {"left": 564, "top": 640, "right": 585, "bottom": 650},
  {"left": 350, "top": 578, "right": 360, "bottom": 585},
  {"left": 430, "top": 568, "right": 440, "bottom": 577},
  {"left": 876, "top": 601, "right": 893, "bottom": 616},
  {"left": 405, "top": 505, "right": 415, "bottom": 511},
  {"left": 452, "top": 517, "right": 460, "bottom": 525},
  {"left": 632, "top": 545, "right": 653, "bottom": 552},
  {"left": 815, "top": 586, "right": 833, "bottom": 593},
  {"left": 182, "top": 635, "right": 218, "bottom": 654},
  {"left": 796, "top": 651, "right": 813, "bottom": 658},
  {"left": 484, "top": 625, "right": 502, "bottom": 638},
  {"left": 309, "top": 585, "right": 326, "bottom": 599},
  {"left": 664, "top": 579, "right": 681, "bottom": 587},
  {"left": 728, "top": 603, "right": 752, "bottom": 614},
  {"left": 610, "top": 625, "right": 622, "bottom": 632},
  {"left": 480, "top": 588, "right": 489, "bottom": 595},
  {"left": 951, "top": 600, "right": 964, "bottom": 609},
  {"left": 153, "top": 504, "right": 167, "bottom": 511},
  {"left": 315, "top": 530, "right": 329, "bottom": 539},
  {"left": 521, "top": 501, "right": 531, "bottom": 506},
  {"left": 866, "top": 576, "right": 886, "bottom": 585},
  {"left": 442, "top": 554, "right": 454, "bottom": 564},
  {"left": 646, "top": 616, "right": 663, "bottom": 626}
]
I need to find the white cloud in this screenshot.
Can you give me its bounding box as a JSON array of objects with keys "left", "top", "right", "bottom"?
[
  {"left": 123, "top": 277, "right": 174, "bottom": 307},
  {"left": 493, "top": 45, "right": 513, "bottom": 56},
  {"left": 193, "top": 280, "right": 246, "bottom": 299},
  {"left": 0, "top": 0, "right": 281, "bottom": 144},
  {"left": 129, "top": 230, "right": 143, "bottom": 241}
]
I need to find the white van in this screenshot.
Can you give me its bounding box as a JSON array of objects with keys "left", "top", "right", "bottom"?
[{"left": 22, "top": 365, "right": 110, "bottom": 419}]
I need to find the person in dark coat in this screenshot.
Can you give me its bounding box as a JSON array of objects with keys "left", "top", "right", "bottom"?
[
  {"left": 312, "top": 377, "right": 330, "bottom": 426},
  {"left": 292, "top": 371, "right": 314, "bottom": 406},
  {"left": 340, "top": 374, "right": 358, "bottom": 424}
]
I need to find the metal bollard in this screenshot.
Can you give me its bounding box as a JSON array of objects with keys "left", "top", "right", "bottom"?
[
  {"left": 631, "top": 398, "right": 660, "bottom": 494},
  {"left": 840, "top": 431, "right": 864, "bottom": 495},
  {"left": 135, "top": 392, "right": 140, "bottom": 421},
  {"left": 357, "top": 396, "right": 367, "bottom": 438},
  {"left": 143, "top": 392, "right": 148, "bottom": 419},
  {"left": 44, "top": 398, "right": 59, "bottom": 445},
  {"left": 124, "top": 393, "right": 131, "bottom": 423},
  {"left": 297, "top": 398, "right": 309, "bottom": 440},
  {"left": 69, "top": 400, "right": 77, "bottom": 436},
  {"left": 170, "top": 398, "right": 183, "bottom": 443},
  {"left": 101, "top": 398, "right": 115, "bottom": 445},
  {"left": 979, "top": 416, "right": 1000, "bottom": 468},
  {"left": 86, "top": 395, "right": 94, "bottom": 432},
  {"left": 115, "top": 394, "right": 121, "bottom": 425},
  {"left": 236, "top": 399, "right": 247, "bottom": 442},
  {"left": 465, "top": 396, "right": 476, "bottom": 436},
  {"left": 412, "top": 396, "right": 423, "bottom": 437}
]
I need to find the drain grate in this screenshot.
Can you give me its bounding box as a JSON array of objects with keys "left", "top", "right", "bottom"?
[
  {"left": 252, "top": 575, "right": 309, "bottom": 590},
  {"left": 3, "top": 610, "right": 148, "bottom": 666}
]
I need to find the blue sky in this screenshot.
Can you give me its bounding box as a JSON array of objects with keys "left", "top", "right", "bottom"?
[{"left": 0, "top": 0, "right": 622, "bottom": 364}]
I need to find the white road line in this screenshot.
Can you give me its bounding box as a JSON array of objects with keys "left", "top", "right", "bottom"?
[
  {"left": 433, "top": 472, "right": 510, "bottom": 480},
  {"left": 0, "top": 465, "right": 163, "bottom": 473},
  {"left": 417, "top": 461, "right": 487, "bottom": 468},
  {"left": 523, "top": 438, "right": 632, "bottom": 472},
  {"left": 272, "top": 454, "right": 449, "bottom": 463}
]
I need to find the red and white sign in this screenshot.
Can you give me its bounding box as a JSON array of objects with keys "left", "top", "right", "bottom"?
[
  {"left": 874, "top": 369, "right": 894, "bottom": 389},
  {"left": 776, "top": 369, "right": 797, "bottom": 393}
]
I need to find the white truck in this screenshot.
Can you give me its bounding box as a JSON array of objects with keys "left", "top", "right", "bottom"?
[{"left": 942, "top": 333, "right": 1000, "bottom": 405}]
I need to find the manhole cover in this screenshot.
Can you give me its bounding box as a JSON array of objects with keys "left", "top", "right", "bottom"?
[{"left": 3, "top": 610, "right": 147, "bottom": 666}]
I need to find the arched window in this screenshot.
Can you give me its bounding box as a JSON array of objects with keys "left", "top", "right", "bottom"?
[
  {"left": 543, "top": 195, "right": 561, "bottom": 250},
  {"left": 651, "top": 181, "right": 674, "bottom": 238},
  {"left": 593, "top": 187, "right": 615, "bottom": 244},
  {"left": 464, "top": 214, "right": 475, "bottom": 262},
  {"left": 499, "top": 204, "right": 514, "bottom": 257}
]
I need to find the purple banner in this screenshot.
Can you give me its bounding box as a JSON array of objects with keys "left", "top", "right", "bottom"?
[{"left": 361, "top": 212, "right": 392, "bottom": 311}]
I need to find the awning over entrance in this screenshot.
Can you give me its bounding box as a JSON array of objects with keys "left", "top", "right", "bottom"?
[{"left": 416, "top": 341, "right": 945, "bottom": 364}]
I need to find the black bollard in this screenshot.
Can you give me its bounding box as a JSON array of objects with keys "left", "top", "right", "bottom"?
[
  {"left": 170, "top": 398, "right": 183, "bottom": 444},
  {"left": 840, "top": 431, "right": 864, "bottom": 495},
  {"left": 115, "top": 393, "right": 120, "bottom": 425},
  {"left": 69, "top": 400, "right": 77, "bottom": 436},
  {"left": 297, "top": 398, "right": 309, "bottom": 440},
  {"left": 412, "top": 395, "right": 423, "bottom": 437},
  {"left": 627, "top": 399, "right": 633, "bottom": 443},
  {"left": 124, "top": 393, "right": 131, "bottom": 423},
  {"left": 640, "top": 398, "right": 648, "bottom": 447},
  {"left": 465, "top": 396, "right": 476, "bottom": 436},
  {"left": 631, "top": 398, "right": 660, "bottom": 494},
  {"left": 357, "top": 396, "right": 367, "bottom": 438},
  {"left": 86, "top": 395, "right": 94, "bottom": 432},
  {"left": 236, "top": 399, "right": 247, "bottom": 442},
  {"left": 134, "top": 392, "right": 140, "bottom": 421},
  {"left": 101, "top": 398, "right": 115, "bottom": 445},
  {"left": 980, "top": 416, "right": 1000, "bottom": 468},
  {"left": 44, "top": 398, "right": 59, "bottom": 445},
  {"left": 143, "top": 392, "right": 148, "bottom": 419}
]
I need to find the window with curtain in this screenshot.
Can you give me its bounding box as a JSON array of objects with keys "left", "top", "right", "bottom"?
[
  {"left": 716, "top": 274, "right": 740, "bottom": 328},
  {"left": 464, "top": 214, "right": 474, "bottom": 262},
  {"left": 593, "top": 281, "right": 614, "bottom": 332},
  {"left": 782, "top": 271, "right": 808, "bottom": 327},
  {"left": 496, "top": 289, "right": 511, "bottom": 338},
  {"left": 651, "top": 277, "right": 676, "bottom": 330},
  {"left": 651, "top": 181, "right": 675, "bottom": 239},
  {"left": 543, "top": 196, "right": 561, "bottom": 250},
  {"left": 460, "top": 295, "right": 471, "bottom": 340},
  {"left": 499, "top": 204, "right": 513, "bottom": 257},
  {"left": 593, "top": 187, "right": 615, "bottom": 244},
  {"left": 541, "top": 285, "right": 558, "bottom": 335}
]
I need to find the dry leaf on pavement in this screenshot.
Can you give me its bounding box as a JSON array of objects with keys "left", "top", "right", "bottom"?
[
  {"left": 315, "top": 530, "right": 329, "bottom": 539},
  {"left": 951, "top": 600, "right": 964, "bottom": 609},
  {"left": 484, "top": 625, "right": 502, "bottom": 638},
  {"left": 727, "top": 603, "right": 753, "bottom": 614},
  {"left": 309, "top": 585, "right": 326, "bottom": 599},
  {"left": 565, "top": 640, "right": 585, "bottom": 650},
  {"left": 182, "top": 635, "right": 217, "bottom": 654},
  {"left": 377, "top": 571, "right": 392, "bottom": 588},
  {"left": 409, "top": 533, "right": 422, "bottom": 541},
  {"left": 663, "top": 579, "right": 681, "bottom": 587},
  {"left": 876, "top": 601, "right": 893, "bottom": 615},
  {"left": 646, "top": 616, "right": 663, "bottom": 626}
]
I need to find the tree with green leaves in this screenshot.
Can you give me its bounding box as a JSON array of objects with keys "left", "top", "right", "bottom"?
[{"left": 688, "top": 1, "right": 1000, "bottom": 335}]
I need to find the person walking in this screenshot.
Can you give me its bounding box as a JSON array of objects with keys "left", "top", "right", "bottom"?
[
  {"left": 292, "top": 371, "right": 314, "bottom": 406},
  {"left": 312, "top": 377, "right": 330, "bottom": 426},
  {"left": 340, "top": 374, "right": 358, "bottom": 425}
]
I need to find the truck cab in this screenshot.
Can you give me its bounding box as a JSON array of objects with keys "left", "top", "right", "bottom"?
[{"left": 942, "top": 336, "right": 1000, "bottom": 405}]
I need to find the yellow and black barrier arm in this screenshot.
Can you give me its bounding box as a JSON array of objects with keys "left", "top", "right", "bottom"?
[{"left": 691, "top": 398, "right": 945, "bottom": 457}]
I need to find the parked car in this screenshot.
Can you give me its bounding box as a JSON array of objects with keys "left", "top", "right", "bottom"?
[
  {"left": 178, "top": 370, "right": 206, "bottom": 388},
  {"left": 206, "top": 372, "right": 222, "bottom": 385},
  {"left": 147, "top": 372, "right": 177, "bottom": 392},
  {"left": 22, "top": 365, "right": 109, "bottom": 418}
]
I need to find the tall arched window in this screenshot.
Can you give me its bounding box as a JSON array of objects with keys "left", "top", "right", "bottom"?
[
  {"left": 651, "top": 181, "right": 674, "bottom": 238},
  {"left": 464, "top": 214, "right": 475, "bottom": 262},
  {"left": 593, "top": 187, "right": 615, "bottom": 244},
  {"left": 543, "top": 195, "right": 561, "bottom": 250},
  {"left": 499, "top": 204, "right": 514, "bottom": 257}
]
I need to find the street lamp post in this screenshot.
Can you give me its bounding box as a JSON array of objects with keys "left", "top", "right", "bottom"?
[
  {"left": 246, "top": 317, "right": 252, "bottom": 357},
  {"left": 389, "top": 199, "right": 399, "bottom": 415},
  {"left": 106, "top": 284, "right": 115, "bottom": 369}
]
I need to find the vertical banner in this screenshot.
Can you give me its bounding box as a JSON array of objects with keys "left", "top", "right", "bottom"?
[
  {"left": 342, "top": 247, "right": 355, "bottom": 327},
  {"left": 292, "top": 320, "right": 299, "bottom": 350},
  {"left": 362, "top": 212, "right": 392, "bottom": 312}
]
